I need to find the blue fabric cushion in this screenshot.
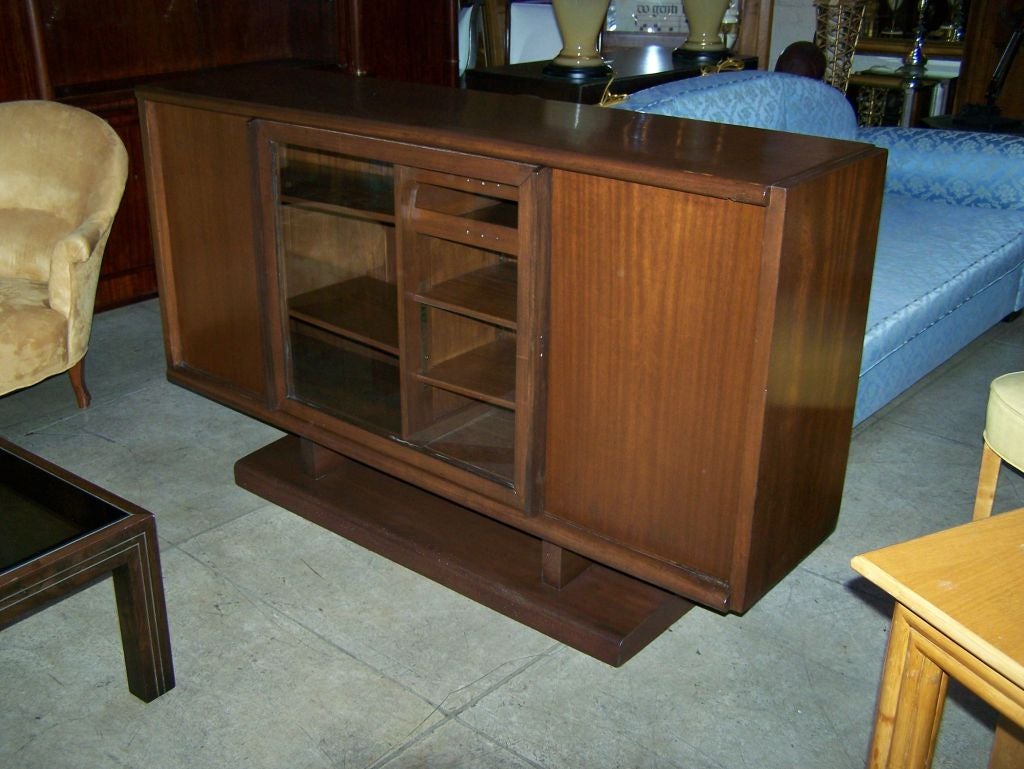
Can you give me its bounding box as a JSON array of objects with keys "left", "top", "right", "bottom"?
[
  {"left": 613, "top": 70, "right": 860, "bottom": 140},
  {"left": 618, "top": 69, "right": 1024, "bottom": 423},
  {"left": 856, "top": 126, "right": 1024, "bottom": 210},
  {"left": 863, "top": 194, "right": 1024, "bottom": 376}
]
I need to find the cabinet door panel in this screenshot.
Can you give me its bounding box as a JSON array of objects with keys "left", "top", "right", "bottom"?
[
  {"left": 544, "top": 171, "right": 766, "bottom": 580},
  {"left": 141, "top": 102, "right": 266, "bottom": 401}
]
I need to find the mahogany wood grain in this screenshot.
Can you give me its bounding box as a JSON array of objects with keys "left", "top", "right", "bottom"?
[
  {"left": 546, "top": 172, "right": 766, "bottom": 586},
  {"left": 0, "top": 0, "right": 48, "bottom": 100},
  {"left": 136, "top": 64, "right": 881, "bottom": 208},
  {"left": 730, "top": 152, "right": 885, "bottom": 609},
  {"left": 139, "top": 66, "right": 886, "bottom": 654},
  {"left": 955, "top": 0, "right": 1024, "bottom": 119},
  {"left": 31, "top": 0, "right": 336, "bottom": 95},
  {"left": 140, "top": 101, "right": 267, "bottom": 401},
  {"left": 68, "top": 357, "right": 90, "bottom": 408},
  {"left": 345, "top": 0, "right": 461, "bottom": 86},
  {"left": 541, "top": 542, "right": 592, "bottom": 589},
  {"left": 415, "top": 262, "right": 518, "bottom": 329}
]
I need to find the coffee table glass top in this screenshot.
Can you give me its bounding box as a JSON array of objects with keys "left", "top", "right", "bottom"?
[{"left": 0, "top": 441, "right": 127, "bottom": 572}]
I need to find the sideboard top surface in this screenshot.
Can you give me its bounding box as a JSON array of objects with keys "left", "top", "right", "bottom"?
[{"left": 136, "top": 62, "right": 883, "bottom": 205}]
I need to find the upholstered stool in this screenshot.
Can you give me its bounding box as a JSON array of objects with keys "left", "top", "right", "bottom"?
[{"left": 973, "top": 371, "right": 1024, "bottom": 520}]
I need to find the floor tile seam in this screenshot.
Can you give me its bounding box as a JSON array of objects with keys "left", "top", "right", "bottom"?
[
  {"left": 453, "top": 703, "right": 735, "bottom": 769},
  {"left": 0, "top": 379, "right": 170, "bottom": 434},
  {"left": 171, "top": 545, "right": 452, "bottom": 713},
  {"left": 448, "top": 714, "right": 553, "bottom": 769},
  {"left": 171, "top": 544, "right": 385, "bottom": 674},
  {"left": 799, "top": 564, "right": 895, "bottom": 614},
  {"left": 0, "top": 407, "right": 98, "bottom": 439},
  {"left": 434, "top": 643, "right": 561, "bottom": 719},
  {"left": 792, "top": 650, "right": 876, "bottom": 769},
  {"left": 990, "top": 334, "right": 1024, "bottom": 351},
  {"left": 860, "top": 412, "right": 984, "bottom": 453},
  {"left": 162, "top": 502, "right": 277, "bottom": 550},
  {"left": 362, "top": 647, "right": 558, "bottom": 769},
  {"left": 361, "top": 709, "right": 462, "bottom": 769}
]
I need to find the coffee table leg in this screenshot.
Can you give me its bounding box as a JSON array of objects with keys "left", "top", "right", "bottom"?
[
  {"left": 111, "top": 517, "right": 175, "bottom": 702},
  {"left": 868, "top": 604, "right": 948, "bottom": 769}
]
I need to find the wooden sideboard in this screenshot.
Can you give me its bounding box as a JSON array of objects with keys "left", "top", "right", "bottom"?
[{"left": 138, "top": 62, "right": 884, "bottom": 664}]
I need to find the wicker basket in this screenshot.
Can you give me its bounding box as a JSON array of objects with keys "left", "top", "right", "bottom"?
[{"left": 814, "top": 0, "right": 867, "bottom": 93}]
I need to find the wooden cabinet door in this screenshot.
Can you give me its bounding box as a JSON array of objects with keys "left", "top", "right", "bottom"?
[
  {"left": 139, "top": 101, "right": 268, "bottom": 407},
  {"left": 251, "top": 120, "right": 549, "bottom": 510},
  {"left": 544, "top": 171, "right": 767, "bottom": 596}
]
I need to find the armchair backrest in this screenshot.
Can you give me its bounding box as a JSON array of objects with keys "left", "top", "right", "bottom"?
[
  {"left": 614, "top": 70, "right": 860, "bottom": 142},
  {"left": 0, "top": 100, "right": 128, "bottom": 279}
]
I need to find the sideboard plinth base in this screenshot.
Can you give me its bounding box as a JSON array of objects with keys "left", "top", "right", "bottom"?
[{"left": 235, "top": 435, "right": 692, "bottom": 666}]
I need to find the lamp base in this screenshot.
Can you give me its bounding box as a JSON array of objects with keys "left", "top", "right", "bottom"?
[
  {"left": 542, "top": 61, "right": 614, "bottom": 81},
  {"left": 672, "top": 47, "right": 732, "bottom": 64}
]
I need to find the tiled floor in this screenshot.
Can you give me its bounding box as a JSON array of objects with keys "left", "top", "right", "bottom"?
[{"left": 1, "top": 299, "right": 1022, "bottom": 768}]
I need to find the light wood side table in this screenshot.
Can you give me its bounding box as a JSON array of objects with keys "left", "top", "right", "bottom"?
[{"left": 851, "top": 509, "right": 1024, "bottom": 769}]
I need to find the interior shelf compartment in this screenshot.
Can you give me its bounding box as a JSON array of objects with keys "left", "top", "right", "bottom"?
[
  {"left": 413, "top": 262, "right": 517, "bottom": 329},
  {"left": 281, "top": 160, "right": 395, "bottom": 222},
  {"left": 287, "top": 324, "right": 401, "bottom": 435},
  {"left": 410, "top": 183, "right": 519, "bottom": 255},
  {"left": 416, "top": 335, "right": 517, "bottom": 410},
  {"left": 409, "top": 404, "right": 515, "bottom": 486},
  {"left": 288, "top": 276, "right": 399, "bottom": 355}
]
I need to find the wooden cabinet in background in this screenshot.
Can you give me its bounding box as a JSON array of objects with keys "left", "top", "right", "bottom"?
[
  {"left": 139, "top": 63, "right": 885, "bottom": 664},
  {"left": 0, "top": 0, "right": 787, "bottom": 311},
  {"left": 0, "top": 0, "right": 464, "bottom": 310},
  {"left": 955, "top": 0, "right": 1024, "bottom": 118}
]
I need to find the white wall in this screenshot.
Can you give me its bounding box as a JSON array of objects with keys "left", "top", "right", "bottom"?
[{"left": 767, "top": 0, "right": 817, "bottom": 68}]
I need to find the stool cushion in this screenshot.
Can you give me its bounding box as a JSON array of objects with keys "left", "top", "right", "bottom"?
[{"left": 985, "top": 371, "right": 1024, "bottom": 471}]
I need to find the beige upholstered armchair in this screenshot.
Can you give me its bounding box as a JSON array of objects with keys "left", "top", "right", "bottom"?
[{"left": 0, "top": 100, "right": 128, "bottom": 407}]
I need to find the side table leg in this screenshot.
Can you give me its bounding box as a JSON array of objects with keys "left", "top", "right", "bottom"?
[
  {"left": 989, "top": 718, "right": 1024, "bottom": 769},
  {"left": 868, "top": 604, "right": 948, "bottom": 769},
  {"left": 111, "top": 518, "right": 175, "bottom": 702}
]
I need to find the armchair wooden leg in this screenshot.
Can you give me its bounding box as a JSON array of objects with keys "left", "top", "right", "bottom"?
[
  {"left": 68, "top": 357, "right": 91, "bottom": 408},
  {"left": 973, "top": 442, "right": 1001, "bottom": 520}
]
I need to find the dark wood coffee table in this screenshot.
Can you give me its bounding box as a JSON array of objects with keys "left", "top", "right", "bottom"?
[{"left": 0, "top": 437, "right": 174, "bottom": 702}]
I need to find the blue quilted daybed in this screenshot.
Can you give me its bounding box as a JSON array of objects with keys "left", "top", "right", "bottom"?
[{"left": 615, "top": 71, "right": 1024, "bottom": 424}]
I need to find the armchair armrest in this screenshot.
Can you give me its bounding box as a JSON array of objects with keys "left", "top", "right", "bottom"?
[
  {"left": 856, "top": 126, "right": 1024, "bottom": 210},
  {"left": 48, "top": 217, "right": 112, "bottom": 359}
]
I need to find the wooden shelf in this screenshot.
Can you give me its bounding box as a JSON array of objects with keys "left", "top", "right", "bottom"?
[
  {"left": 288, "top": 331, "right": 402, "bottom": 435},
  {"left": 412, "top": 405, "right": 516, "bottom": 486},
  {"left": 856, "top": 37, "right": 964, "bottom": 59},
  {"left": 418, "top": 335, "right": 517, "bottom": 409},
  {"left": 281, "top": 162, "right": 395, "bottom": 222},
  {"left": 289, "top": 276, "right": 399, "bottom": 355},
  {"left": 410, "top": 206, "right": 519, "bottom": 255},
  {"left": 414, "top": 262, "right": 518, "bottom": 329}
]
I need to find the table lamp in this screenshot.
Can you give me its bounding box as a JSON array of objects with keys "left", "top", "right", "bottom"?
[
  {"left": 674, "top": 0, "right": 732, "bottom": 62},
  {"left": 543, "top": 0, "right": 613, "bottom": 80}
]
